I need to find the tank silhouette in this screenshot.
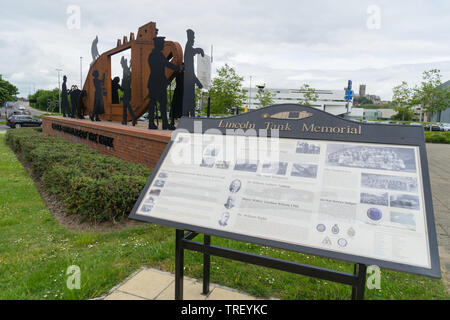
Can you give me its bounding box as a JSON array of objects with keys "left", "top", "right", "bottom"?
[{"left": 82, "top": 22, "right": 183, "bottom": 122}]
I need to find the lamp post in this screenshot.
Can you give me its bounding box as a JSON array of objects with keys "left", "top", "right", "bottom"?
[
  {"left": 247, "top": 76, "right": 252, "bottom": 110},
  {"left": 80, "top": 57, "right": 83, "bottom": 88},
  {"left": 55, "top": 68, "right": 62, "bottom": 113}
]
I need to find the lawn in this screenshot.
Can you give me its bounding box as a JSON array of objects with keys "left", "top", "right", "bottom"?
[{"left": 0, "top": 132, "right": 449, "bottom": 300}]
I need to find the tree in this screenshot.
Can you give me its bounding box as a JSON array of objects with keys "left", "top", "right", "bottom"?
[
  {"left": 392, "top": 81, "right": 413, "bottom": 121},
  {"left": 255, "top": 87, "right": 275, "bottom": 107},
  {"left": 0, "top": 75, "right": 19, "bottom": 105},
  {"left": 391, "top": 107, "right": 415, "bottom": 121},
  {"left": 208, "top": 64, "right": 246, "bottom": 114},
  {"left": 28, "top": 88, "right": 59, "bottom": 111},
  {"left": 354, "top": 96, "right": 374, "bottom": 105},
  {"left": 299, "top": 84, "right": 318, "bottom": 106},
  {"left": 410, "top": 69, "right": 450, "bottom": 122}
]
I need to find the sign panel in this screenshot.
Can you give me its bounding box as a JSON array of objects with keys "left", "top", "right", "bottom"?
[
  {"left": 196, "top": 54, "right": 211, "bottom": 90},
  {"left": 129, "top": 104, "right": 441, "bottom": 278}
]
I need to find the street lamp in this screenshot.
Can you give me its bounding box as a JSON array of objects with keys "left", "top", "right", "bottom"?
[
  {"left": 80, "top": 57, "right": 83, "bottom": 88},
  {"left": 56, "top": 68, "right": 62, "bottom": 113}
]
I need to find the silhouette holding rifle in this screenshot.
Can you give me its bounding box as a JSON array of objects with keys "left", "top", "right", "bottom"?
[
  {"left": 121, "top": 56, "right": 137, "bottom": 126},
  {"left": 182, "top": 29, "right": 204, "bottom": 118}
]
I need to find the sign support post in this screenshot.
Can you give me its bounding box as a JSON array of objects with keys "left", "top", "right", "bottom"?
[{"left": 174, "top": 230, "right": 368, "bottom": 300}]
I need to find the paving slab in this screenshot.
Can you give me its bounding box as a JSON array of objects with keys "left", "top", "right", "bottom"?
[
  {"left": 156, "top": 279, "right": 208, "bottom": 300},
  {"left": 116, "top": 269, "right": 174, "bottom": 300},
  {"left": 102, "top": 268, "right": 257, "bottom": 300},
  {"left": 104, "top": 291, "right": 146, "bottom": 300}
]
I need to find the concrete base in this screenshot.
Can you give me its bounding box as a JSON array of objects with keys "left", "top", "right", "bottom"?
[{"left": 42, "top": 116, "right": 171, "bottom": 168}]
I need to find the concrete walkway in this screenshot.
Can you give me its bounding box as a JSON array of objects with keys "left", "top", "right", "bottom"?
[
  {"left": 102, "top": 268, "right": 257, "bottom": 300},
  {"left": 103, "top": 143, "right": 450, "bottom": 300},
  {"left": 426, "top": 143, "right": 450, "bottom": 286}
]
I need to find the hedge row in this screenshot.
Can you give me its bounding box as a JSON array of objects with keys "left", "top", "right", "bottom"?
[
  {"left": 425, "top": 131, "right": 450, "bottom": 144},
  {"left": 5, "top": 128, "right": 151, "bottom": 222}
]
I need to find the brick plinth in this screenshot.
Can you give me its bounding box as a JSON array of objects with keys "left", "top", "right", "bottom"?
[{"left": 42, "top": 116, "right": 172, "bottom": 168}]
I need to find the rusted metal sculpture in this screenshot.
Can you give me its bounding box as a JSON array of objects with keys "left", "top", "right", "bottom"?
[{"left": 82, "top": 22, "right": 183, "bottom": 123}]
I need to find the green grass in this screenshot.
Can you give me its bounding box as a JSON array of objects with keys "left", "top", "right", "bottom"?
[{"left": 0, "top": 133, "right": 448, "bottom": 300}]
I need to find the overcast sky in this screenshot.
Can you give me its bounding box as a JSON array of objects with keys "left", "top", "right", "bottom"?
[{"left": 1, "top": 0, "right": 449, "bottom": 100}]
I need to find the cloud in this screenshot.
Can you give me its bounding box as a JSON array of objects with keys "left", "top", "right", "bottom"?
[{"left": 0, "top": 0, "right": 449, "bottom": 100}]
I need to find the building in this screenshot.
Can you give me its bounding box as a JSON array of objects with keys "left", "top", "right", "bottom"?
[
  {"left": 359, "top": 84, "right": 366, "bottom": 97},
  {"left": 243, "top": 87, "right": 353, "bottom": 116},
  {"left": 431, "top": 80, "right": 450, "bottom": 123},
  {"left": 346, "top": 108, "right": 397, "bottom": 121}
]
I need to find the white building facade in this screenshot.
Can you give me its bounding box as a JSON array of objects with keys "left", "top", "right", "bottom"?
[{"left": 243, "top": 87, "right": 353, "bottom": 116}]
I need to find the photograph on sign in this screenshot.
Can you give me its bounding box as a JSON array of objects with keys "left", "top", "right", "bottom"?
[{"left": 132, "top": 132, "right": 431, "bottom": 271}]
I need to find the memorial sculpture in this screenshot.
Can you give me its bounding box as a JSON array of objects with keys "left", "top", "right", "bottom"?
[
  {"left": 182, "top": 29, "right": 204, "bottom": 118},
  {"left": 91, "top": 36, "right": 100, "bottom": 65},
  {"left": 169, "top": 64, "right": 184, "bottom": 127},
  {"left": 81, "top": 22, "right": 183, "bottom": 123},
  {"left": 120, "top": 56, "right": 137, "bottom": 126},
  {"left": 61, "top": 75, "right": 69, "bottom": 117},
  {"left": 69, "top": 85, "right": 82, "bottom": 119},
  {"left": 146, "top": 36, "right": 181, "bottom": 130},
  {"left": 91, "top": 70, "right": 106, "bottom": 122},
  {"left": 111, "top": 77, "right": 121, "bottom": 104}
]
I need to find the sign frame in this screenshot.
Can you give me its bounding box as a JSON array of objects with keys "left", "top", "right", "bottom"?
[{"left": 129, "top": 104, "right": 441, "bottom": 282}]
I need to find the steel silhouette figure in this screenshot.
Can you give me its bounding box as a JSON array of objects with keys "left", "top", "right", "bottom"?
[
  {"left": 169, "top": 64, "right": 184, "bottom": 127},
  {"left": 121, "top": 56, "right": 137, "bottom": 126},
  {"left": 182, "top": 29, "right": 204, "bottom": 117},
  {"left": 111, "top": 77, "right": 121, "bottom": 104},
  {"left": 91, "top": 36, "right": 100, "bottom": 65},
  {"left": 91, "top": 70, "right": 106, "bottom": 121},
  {"left": 146, "top": 36, "right": 181, "bottom": 130},
  {"left": 61, "top": 75, "right": 69, "bottom": 117},
  {"left": 69, "top": 85, "right": 82, "bottom": 119}
]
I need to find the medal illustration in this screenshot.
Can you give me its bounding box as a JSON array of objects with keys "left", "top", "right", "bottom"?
[
  {"left": 316, "top": 224, "right": 326, "bottom": 233},
  {"left": 347, "top": 227, "right": 356, "bottom": 237},
  {"left": 322, "top": 236, "right": 332, "bottom": 246},
  {"left": 338, "top": 238, "right": 348, "bottom": 247},
  {"left": 332, "top": 224, "right": 340, "bottom": 235},
  {"left": 367, "top": 208, "right": 383, "bottom": 221}
]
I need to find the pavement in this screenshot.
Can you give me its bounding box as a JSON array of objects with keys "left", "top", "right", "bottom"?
[
  {"left": 426, "top": 143, "right": 450, "bottom": 285},
  {"left": 102, "top": 144, "right": 450, "bottom": 300},
  {"left": 101, "top": 268, "right": 258, "bottom": 300}
]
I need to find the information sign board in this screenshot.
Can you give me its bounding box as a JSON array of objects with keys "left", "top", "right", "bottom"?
[{"left": 129, "top": 104, "right": 441, "bottom": 278}]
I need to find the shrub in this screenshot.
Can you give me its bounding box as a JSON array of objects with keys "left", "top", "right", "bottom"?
[
  {"left": 425, "top": 132, "right": 450, "bottom": 144},
  {"left": 5, "top": 128, "right": 152, "bottom": 222}
]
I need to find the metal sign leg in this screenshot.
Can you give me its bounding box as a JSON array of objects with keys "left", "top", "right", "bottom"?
[
  {"left": 175, "top": 229, "right": 184, "bottom": 300},
  {"left": 203, "top": 235, "right": 211, "bottom": 295},
  {"left": 351, "top": 264, "right": 367, "bottom": 300}
]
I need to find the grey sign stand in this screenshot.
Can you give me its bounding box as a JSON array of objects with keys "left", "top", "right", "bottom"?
[
  {"left": 174, "top": 230, "right": 367, "bottom": 300},
  {"left": 129, "top": 104, "right": 441, "bottom": 301}
]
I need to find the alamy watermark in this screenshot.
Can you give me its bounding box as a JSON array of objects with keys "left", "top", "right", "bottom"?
[
  {"left": 366, "top": 265, "right": 381, "bottom": 290},
  {"left": 366, "top": 5, "right": 381, "bottom": 30},
  {"left": 67, "top": 5, "right": 81, "bottom": 30},
  {"left": 66, "top": 265, "right": 81, "bottom": 290},
  {"left": 169, "top": 121, "right": 281, "bottom": 168}
]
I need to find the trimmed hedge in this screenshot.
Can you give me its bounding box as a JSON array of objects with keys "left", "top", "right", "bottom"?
[
  {"left": 5, "top": 128, "right": 151, "bottom": 222},
  {"left": 425, "top": 131, "right": 450, "bottom": 144}
]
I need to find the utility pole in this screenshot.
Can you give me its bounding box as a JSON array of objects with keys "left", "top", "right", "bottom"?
[
  {"left": 247, "top": 76, "right": 252, "bottom": 108},
  {"left": 56, "top": 68, "right": 62, "bottom": 114}
]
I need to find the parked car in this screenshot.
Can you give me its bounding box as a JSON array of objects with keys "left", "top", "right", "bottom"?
[
  {"left": 423, "top": 123, "right": 441, "bottom": 131},
  {"left": 441, "top": 123, "right": 450, "bottom": 132},
  {"left": 138, "top": 112, "right": 149, "bottom": 121},
  {"left": 7, "top": 115, "right": 42, "bottom": 129},
  {"left": 409, "top": 122, "right": 423, "bottom": 126}
]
